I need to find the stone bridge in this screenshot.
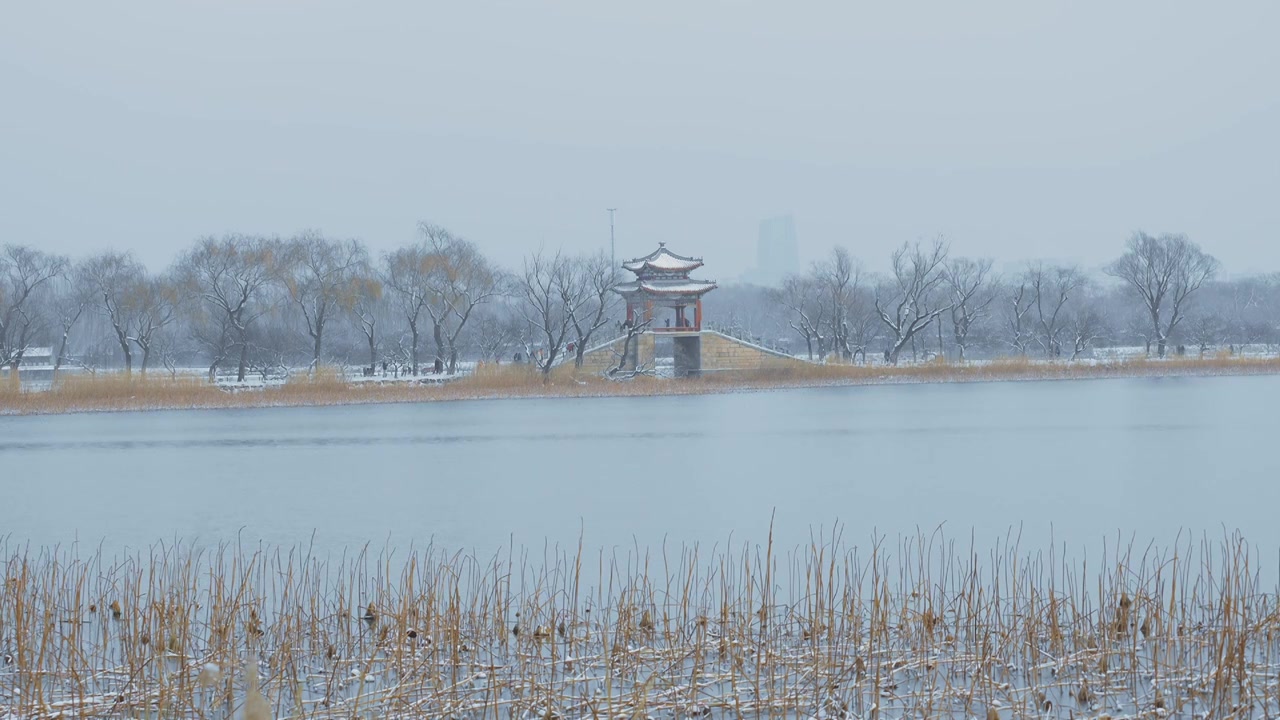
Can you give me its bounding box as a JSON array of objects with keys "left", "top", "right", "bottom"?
[{"left": 572, "top": 330, "right": 807, "bottom": 377}]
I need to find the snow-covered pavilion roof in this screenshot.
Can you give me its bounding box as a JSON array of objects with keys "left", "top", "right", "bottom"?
[
  {"left": 613, "top": 279, "right": 718, "bottom": 297},
  {"left": 621, "top": 243, "right": 704, "bottom": 275}
]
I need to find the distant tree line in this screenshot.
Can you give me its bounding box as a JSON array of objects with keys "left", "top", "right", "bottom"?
[
  {"left": 0, "top": 224, "right": 621, "bottom": 381},
  {"left": 0, "top": 226, "right": 1266, "bottom": 380},
  {"left": 710, "top": 233, "right": 1235, "bottom": 364}
]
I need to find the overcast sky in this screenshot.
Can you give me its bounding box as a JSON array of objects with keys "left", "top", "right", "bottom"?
[{"left": 2, "top": 1, "right": 1277, "bottom": 280}]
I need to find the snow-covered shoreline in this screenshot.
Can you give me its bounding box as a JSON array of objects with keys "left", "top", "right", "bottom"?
[{"left": 4, "top": 356, "right": 1280, "bottom": 416}]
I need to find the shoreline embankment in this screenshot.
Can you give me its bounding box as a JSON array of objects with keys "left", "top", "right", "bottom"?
[{"left": 3, "top": 354, "right": 1280, "bottom": 416}]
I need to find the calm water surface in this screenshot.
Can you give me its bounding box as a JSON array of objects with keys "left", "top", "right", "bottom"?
[{"left": 1, "top": 376, "right": 1275, "bottom": 558}]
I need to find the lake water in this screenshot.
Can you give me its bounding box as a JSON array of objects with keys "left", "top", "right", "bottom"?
[{"left": 1, "top": 375, "right": 1276, "bottom": 561}]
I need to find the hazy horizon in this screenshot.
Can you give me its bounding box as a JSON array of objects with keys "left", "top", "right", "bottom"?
[{"left": 3, "top": 1, "right": 1277, "bottom": 279}]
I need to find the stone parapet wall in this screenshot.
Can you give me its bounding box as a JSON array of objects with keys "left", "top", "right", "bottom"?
[
  {"left": 575, "top": 333, "right": 655, "bottom": 375},
  {"left": 699, "top": 331, "right": 807, "bottom": 372},
  {"left": 573, "top": 331, "right": 803, "bottom": 376}
]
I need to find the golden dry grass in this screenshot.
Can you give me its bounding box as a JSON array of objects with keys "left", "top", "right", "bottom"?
[
  {"left": 0, "top": 373, "right": 226, "bottom": 414},
  {"left": 3, "top": 354, "right": 1280, "bottom": 416},
  {"left": 701, "top": 353, "right": 1280, "bottom": 386},
  {"left": 1, "top": 532, "right": 1275, "bottom": 718}
]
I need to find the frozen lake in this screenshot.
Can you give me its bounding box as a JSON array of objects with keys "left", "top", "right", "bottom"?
[{"left": 2, "top": 375, "right": 1276, "bottom": 558}]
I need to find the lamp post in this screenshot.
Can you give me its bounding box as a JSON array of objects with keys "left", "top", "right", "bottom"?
[{"left": 607, "top": 208, "right": 617, "bottom": 277}]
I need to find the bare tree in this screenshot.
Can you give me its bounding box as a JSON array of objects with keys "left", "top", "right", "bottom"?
[
  {"left": 82, "top": 251, "right": 148, "bottom": 375},
  {"left": 175, "top": 235, "right": 281, "bottom": 381},
  {"left": 131, "top": 275, "right": 179, "bottom": 375},
  {"left": 48, "top": 267, "right": 94, "bottom": 380},
  {"left": 943, "top": 257, "right": 995, "bottom": 362},
  {"left": 817, "top": 247, "right": 861, "bottom": 360},
  {"left": 471, "top": 303, "right": 525, "bottom": 364},
  {"left": 1067, "top": 302, "right": 1108, "bottom": 360},
  {"left": 1003, "top": 280, "right": 1036, "bottom": 355},
  {"left": 567, "top": 252, "right": 619, "bottom": 368},
  {"left": 281, "top": 231, "right": 367, "bottom": 371},
  {"left": 774, "top": 274, "right": 827, "bottom": 360},
  {"left": 188, "top": 305, "right": 234, "bottom": 380},
  {"left": 610, "top": 316, "right": 654, "bottom": 377},
  {"left": 1, "top": 244, "right": 67, "bottom": 369},
  {"left": 874, "top": 239, "right": 952, "bottom": 364},
  {"left": 1027, "top": 264, "right": 1083, "bottom": 359},
  {"left": 1184, "top": 312, "right": 1224, "bottom": 356},
  {"left": 154, "top": 329, "right": 184, "bottom": 380},
  {"left": 382, "top": 244, "right": 434, "bottom": 375},
  {"left": 1121, "top": 307, "right": 1156, "bottom": 355},
  {"left": 844, "top": 287, "right": 879, "bottom": 363},
  {"left": 240, "top": 321, "right": 292, "bottom": 384},
  {"left": 516, "top": 249, "right": 577, "bottom": 378},
  {"left": 347, "top": 263, "right": 385, "bottom": 372},
  {"left": 1225, "top": 278, "right": 1271, "bottom": 350},
  {"left": 1106, "top": 232, "right": 1219, "bottom": 357}
]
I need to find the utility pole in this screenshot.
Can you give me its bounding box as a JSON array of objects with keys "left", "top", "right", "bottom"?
[{"left": 607, "top": 208, "right": 617, "bottom": 277}]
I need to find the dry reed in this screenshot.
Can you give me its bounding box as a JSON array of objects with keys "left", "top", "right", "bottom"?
[
  {"left": 1, "top": 531, "right": 1276, "bottom": 719},
  {"left": 3, "top": 354, "right": 1280, "bottom": 416}
]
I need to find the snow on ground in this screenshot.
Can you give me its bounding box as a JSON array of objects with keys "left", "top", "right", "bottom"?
[
  {"left": 212, "top": 362, "right": 477, "bottom": 391},
  {"left": 8, "top": 348, "right": 1280, "bottom": 395},
  {"left": 5, "top": 363, "right": 479, "bottom": 393}
]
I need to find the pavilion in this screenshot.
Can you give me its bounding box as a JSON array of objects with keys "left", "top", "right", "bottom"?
[
  {"left": 614, "top": 243, "right": 717, "bottom": 332},
  {"left": 614, "top": 243, "right": 717, "bottom": 376}
]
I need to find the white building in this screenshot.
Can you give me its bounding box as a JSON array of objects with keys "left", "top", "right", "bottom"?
[{"left": 12, "top": 347, "right": 54, "bottom": 367}]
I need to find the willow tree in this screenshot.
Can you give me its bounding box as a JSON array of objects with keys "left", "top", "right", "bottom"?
[
  {"left": 347, "top": 261, "right": 386, "bottom": 371},
  {"left": 281, "top": 231, "right": 367, "bottom": 371},
  {"left": 420, "top": 224, "right": 502, "bottom": 373},
  {"left": 1106, "top": 232, "right": 1218, "bottom": 357},
  {"left": 382, "top": 239, "right": 444, "bottom": 375},
  {"left": 1, "top": 244, "right": 67, "bottom": 370},
  {"left": 175, "top": 234, "right": 282, "bottom": 381},
  {"left": 49, "top": 267, "right": 95, "bottom": 380},
  {"left": 130, "top": 274, "right": 179, "bottom": 375},
  {"left": 81, "top": 251, "right": 147, "bottom": 375},
  {"left": 384, "top": 224, "right": 501, "bottom": 374}
]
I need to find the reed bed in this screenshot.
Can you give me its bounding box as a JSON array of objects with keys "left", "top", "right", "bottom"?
[
  {"left": 4, "top": 354, "right": 1280, "bottom": 416},
  {"left": 699, "top": 353, "right": 1280, "bottom": 386},
  {"left": 2, "top": 532, "right": 1278, "bottom": 719}
]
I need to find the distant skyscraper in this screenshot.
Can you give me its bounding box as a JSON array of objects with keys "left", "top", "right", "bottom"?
[{"left": 748, "top": 215, "right": 799, "bottom": 286}]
